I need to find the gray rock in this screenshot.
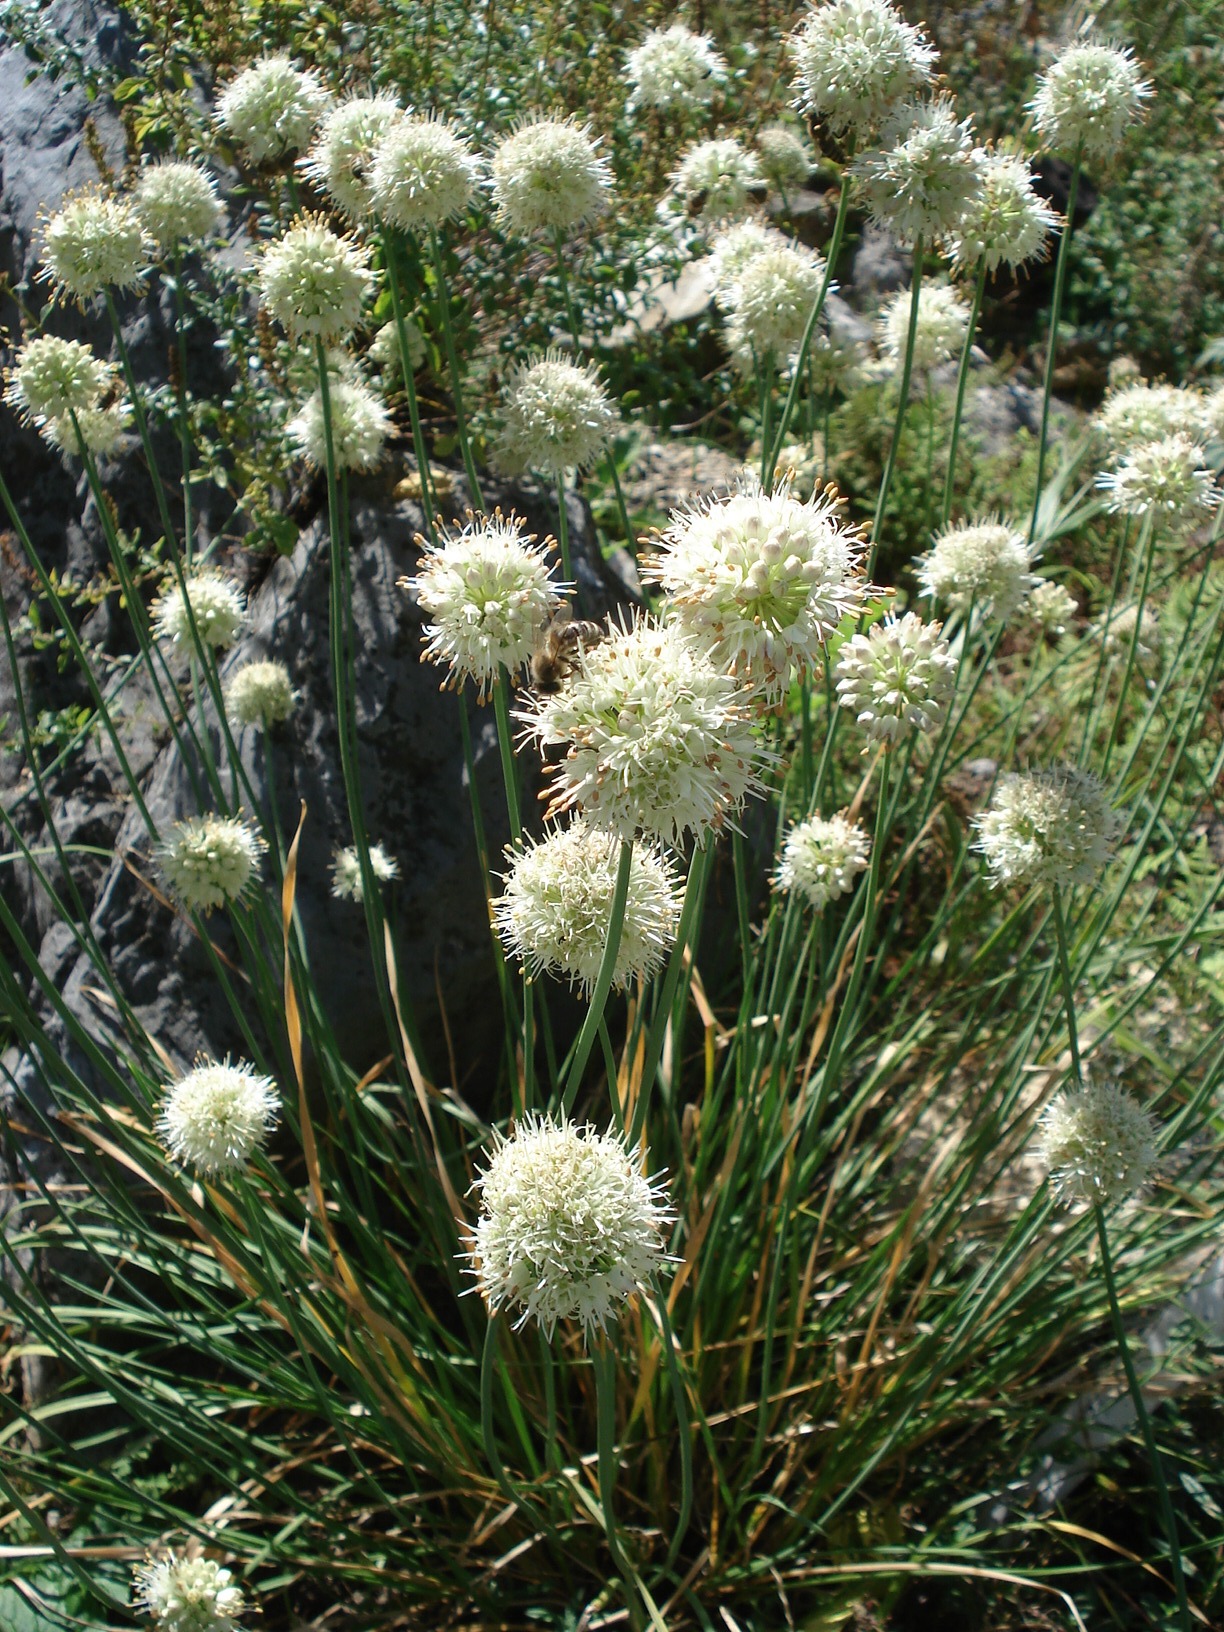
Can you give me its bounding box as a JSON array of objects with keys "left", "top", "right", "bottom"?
[{"left": 847, "top": 223, "right": 909, "bottom": 307}]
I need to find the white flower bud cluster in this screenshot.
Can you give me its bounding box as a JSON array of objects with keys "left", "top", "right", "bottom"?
[
  {"left": 39, "top": 189, "right": 149, "bottom": 302},
  {"left": 946, "top": 151, "right": 1058, "bottom": 273},
  {"left": 152, "top": 570, "right": 247, "bottom": 651},
  {"left": 369, "top": 318, "right": 426, "bottom": 380},
  {"left": 756, "top": 125, "right": 812, "bottom": 192},
  {"left": 471, "top": 1114, "right": 671, "bottom": 1336},
  {"left": 671, "top": 137, "right": 763, "bottom": 223},
  {"left": 852, "top": 97, "right": 984, "bottom": 248},
  {"left": 722, "top": 241, "right": 827, "bottom": 370},
  {"left": 917, "top": 520, "right": 1040, "bottom": 621},
  {"left": 1030, "top": 38, "right": 1151, "bottom": 166},
  {"left": 494, "top": 823, "right": 681, "bottom": 994},
  {"left": 773, "top": 812, "right": 870, "bottom": 909},
  {"left": 1027, "top": 579, "right": 1077, "bottom": 638},
  {"left": 159, "top": 815, "right": 266, "bottom": 914},
  {"left": 258, "top": 214, "right": 373, "bottom": 343},
  {"left": 1091, "top": 601, "right": 1160, "bottom": 663},
  {"left": 133, "top": 1549, "right": 248, "bottom": 1629},
  {"left": 1038, "top": 1080, "right": 1158, "bottom": 1208},
  {"left": 1095, "top": 382, "right": 1210, "bottom": 454},
  {"left": 133, "top": 161, "right": 224, "bottom": 250},
  {"left": 330, "top": 842, "right": 400, "bottom": 903},
  {"left": 368, "top": 114, "right": 482, "bottom": 232},
  {"left": 405, "top": 510, "right": 563, "bottom": 692},
  {"left": 517, "top": 614, "right": 761, "bottom": 848},
  {"left": 707, "top": 219, "right": 787, "bottom": 301},
  {"left": 157, "top": 1059, "right": 278, "bottom": 1178},
  {"left": 286, "top": 377, "right": 392, "bottom": 471},
  {"left": 299, "top": 96, "right": 404, "bottom": 220},
  {"left": 974, "top": 765, "right": 1121, "bottom": 891},
  {"left": 495, "top": 351, "right": 618, "bottom": 477},
  {"left": 1096, "top": 434, "right": 1219, "bottom": 522},
  {"left": 788, "top": 0, "right": 936, "bottom": 138},
  {"left": 834, "top": 611, "right": 958, "bottom": 742},
  {"left": 645, "top": 479, "right": 867, "bottom": 698},
  {"left": 5, "top": 335, "right": 130, "bottom": 457},
  {"left": 215, "top": 55, "right": 330, "bottom": 163},
  {"left": 490, "top": 115, "right": 611, "bottom": 235},
  {"left": 625, "top": 24, "right": 728, "bottom": 113},
  {"left": 224, "top": 660, "right": 297, "bottom": 730},
  {"left": 876, "top": 280, "right": 972, "bottom": 373}
]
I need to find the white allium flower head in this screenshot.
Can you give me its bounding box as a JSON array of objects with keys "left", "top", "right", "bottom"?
[
  {"left": 330, "top": 842, "right": 400, "bottom": 902},
  {"left": 159, "top": 815, "right": 266, "bottom": 914},
  {"left": 809, "top": 324, "right": 866, "bottom": 395},
  {"left": 876, "top": 279, "right": 972, "bottom": 373},
  {"left": 1091, "top": 600, "right": 1160, "bottom": 662},
  {"left": 852, "top": 96, "right": 985, "bottom": 247},
  {"left": 1095, "top": 382, "right": 1209, "bottom": 453},
  {"left": 471, "top": 1114, "right": 672, "bottom": 1336},
  {"left": 517, "top": 612, "right": 762, "bottom": 848},
  {"left": 974, "top": 764, "right": 1121, "bottom": 890},
  {"left": 774, "top": 811, "right": 870, "bottom": 909},
  {"left": 368, "top": 113, "right": 482, "bottom": 232},
  {"left": 1038, "top": 1080, "right": 1158, "bottom": 1208},
  {"left": 495, "top": 350, "right": 618, "bottom": 477},
  {"left": 917, "top": 519, "right": 1040, "bottom": 620},
  {"left": 5, "top": 335, "right": 114, "bottom": 424},
  {"left": 645, "top": 477, "right": 868, "bottom": 698},
  {"left": 788, "top": 0, "right": 936, "bottom": 137},
  {"left": 369, "top": 317, "right": 426, "bottom": 378},
  {"left": 224, "top": 660, "right": 297, "bottom": 729},
  {"left": 625, "top": 23, "right": 728, "bottom": 113},
  {"left": 1030, "top": 38, "right": 1152, "bottom": 166},
  {"left": 133, "top": 161, "right": 223, "bottom": 249},
  {"left": 152, "top": 569, "right": 246, "bottom": 650},
  {"left": 724, "top": 241, "right": 827, "bottom": 368},
  {"left": 258, "top": 214, "right": 373, "bottom": 343},
  {"left": 756, "top": 125, "right": 813, "bottom": 192},
  {"left": 42, "top": 401, "right": 132, "bottom": 458},
  {"left": 133, "top": 1549, "right": 247, "bottom": 1630},
  {"left": 1096, "top": 434, "right": 1219, "bottom": 521},
  {"left": 946, "top": 150, "right": 1058, "bottom": 273},
  {"left": 286, "top": 377, "right": 392, "bottom": 471},
  {"left": 215, "top": 55, "right": 330, "bottom": 164},
  {"left": 834, "top": 610, "right": 958, "bottom": 742},
  {"left": 157, "top": 1059, "right": 278, "bottom": 1177},
  {"left": 39, "top": 189, "right": 149, "bottom": 302},
  {"left": 299, "top": 95, "right": 403, "bottom": 220},
  {"left": 494, "top": 822, "right": 681, "bottom": 994},
  {"left": 672, "top": 137, "right": 763, "bottom": 223},
  {"left": 405, "top": 509, "right": 563, "bottom": 692},
  {"left": 1027, "top": 578, "right": 1077, "bottom": 637},
  {"left": 707, "top": 219, "right": 787, "bottom": 302},
  {"left": 490, "top": 115, "right": 611, "bottom": 235}
]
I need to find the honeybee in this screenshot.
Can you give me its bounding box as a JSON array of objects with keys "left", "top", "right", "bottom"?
[{"left": 529, "top": 605, "right": 606, "bottom": 693}]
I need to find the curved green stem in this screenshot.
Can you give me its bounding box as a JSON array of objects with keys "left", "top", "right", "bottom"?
[
  {"left": 561, "top": 838, "right": 633, "bottom": 1115},
  {"left": 492, "top": 669, "right": 523, "bottom": 842},
  {"left": 867, "top": 237, "right": 924, "bottom": 582},
  {"left": 382, "top": 226, "right": 436, "bottom": 539},
  {"left": 593, "top": 1340, "right": 645, "bottom": 1632},
  {"left": 555, "top": 475, "right": 573, "bottom": 583},
  {"left": 1029, "top": 157, "right": 1081, "bottom": 544},
  {"left": 1051, "top": 886, "right": 1083, "bottom": 1085},
  {"left": 940, "top": 260, "right": 987, "bottom": 529},
  {"left": 429, "top": 226, "right": 484, "bottom": 508}
]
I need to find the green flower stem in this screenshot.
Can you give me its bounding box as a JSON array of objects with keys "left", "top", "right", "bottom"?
[
  {"left": 647, "top": 1277, "right": 694, "bottom": 1575},
  {"left": 169, "top": 251, "right": 195, "bottom": 559},
  {"left": 561, "top": 837, "right": 633, "bottom": 1115},
  {"left": 1029, "top": 156, "right": 1081, "bottom": 544},
  {"left": 382, "top": 227, "right": 436, "bottom": 539},
  {"left": 492, "top": 669, "right": 523, "bottom": 842},
  {"left": 480, "top": 1316, "right": 539, "bottom": 1524},
  {"left": 555, "top": 474, "right": 573, "bottom": 582},
  {"left": 800, "top": 674, "right": 814, "bottom": 801},
  {"left": 1092, "top": 1203, "right": 1193, "bottom": 1632},
  {"left": 428, "top": 226, "right": 484, "bottom": 509},
  {"left": 732, "top": 828, "right": 753, "bottom": 991},
  {"left": 1050, "top": 886, "right": 1083, "bottom": 1086},
  {"left": 593, "top": 1340, "right": 646, "bottom": 1632},
  {"left": 1103, "top": 510, "right": 1157, "bottom": 776},
  {"left": 759, "top": 356, "right": 774, "bottom": 488},
  {"left": 103, "top": 290, "right": 179, "bottom": 553},
  {"left": 939, "top": 259, "right": 987, "bottom": 528},
  {"left": 766, "top": 169, "right": 852, "bottom": 485},
  {"left": 867, "top": 235, "right": 925, "bottom": 583}
]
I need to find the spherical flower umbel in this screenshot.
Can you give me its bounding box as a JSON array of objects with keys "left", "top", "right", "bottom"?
[
  {"left": 834, "top": 610, "right": 958, "bottom": 743},
  {"left": 517, "top": 613, "right": 762, "bottom": 848},
  {"left": 852, "top": 96, "right": 985, "bottom": 248},
  {"left": 1091, "top": 601, "right": 1160, "bottom": 663},
  {"left": 916, "top": 519, "right": 1040, "bottom": 620},
  {"left": 877, "top": 279, "right": 972, "bottom": 373},
  {"left": 133, "top": 161, "right": 224, "bottom": 250},
  {"left": 159, "top": 815, "right": 266, "bottom": 914},
  {"left": 224, "top": 660, "right": 297, "bottom": 730},
  {"left": 471, "top": 1114, "right": 671, "bottom": 1336},
  {"left": 39, "top": 189, "right": 148, "bottom": 302},
  {"left": 299, "top": 95, "right": 404, "bottom": 220},
  {"left": 152, "top": 570, "right": 246, "bottom": 651},
  {"left": 724, "top": 241, "right": 827, "bottom": 369},
  {"left": 43, "top": 401, "right": 132, "bottom": 458},
  {"left": 707, "top": 219, "right": 787, "bottom": 301},
  {"left": 157, "top": 1059, "right": 278, "bottom": 1178},
  {"left": 671, "top": 138, "right": 763, "bottom": 223},
  {"left": 774, "top": 812, "right": 870, "bottom": 910},
  {"left": 1096, "top": 382, "right": 1209, "bottom": 454},
  {"left": 974, "top": 765, "right": 1121, "bottom": 891},
  {"left": 1030, "top": 38, "right": 1151, "bottom": 166},
  {"left": 368, "top": 114, "right": 482, "bottom": 232},
  {"left": 494, "top": 823, "right": 682, "bottom": 994},
  {"left": 788, "top": 0, "right": 936, "bottom": 138},
  {"left": 490, "top": 115, "right": 611, "bottom": 236},
  {"left": 286, "top": 377, "right": 392, "bottom": 471},
  {"left": 258, "top": 214, "right": 373, "bottom": 343},
  {"left": 495, "top": 351, "right": 618, "bottom": 477},
  {"left": 4, "top": 335, "right": 115, "bottom": 425},
  {"left": 369, "top": 317, "right": 426, "bottom": 379},
  {"left": 1038, "top": 1080, "right": 1158, "bottom": 1208},
  {"left": 215, "top": 55, "right": 330, "bottom": 164},
  {"left": 645, "top": 479, "right": 868, "bottom": 698},
  {"left": 756, "top": 125, "right": 812, "bottom": 193},
  {"left": 1027, "top": 578, "right": 1077, "bottom": 637},
  {"left": 946, "top": 150, "right": 1058, "bottom": 273},
  {"left": 330, "top": 842, "right": 400, "bottom": 902},
  {"left": 625, "top": 23, "right": 728, "bottom": 113},
  {"left": 404, "top": 509, "right": 563, "bottom": 693},
  {"left": 1096, "top": 434, "right": 1219, "bottom": 522},
  {"left": 133, "top": 1548, "right": 247, "bottom": 1630}
]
